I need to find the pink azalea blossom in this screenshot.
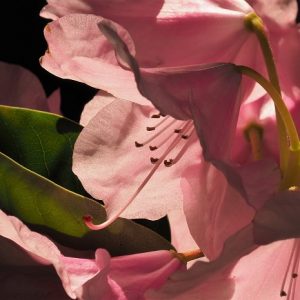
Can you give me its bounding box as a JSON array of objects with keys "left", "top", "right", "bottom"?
[
  {"left": 0, "top": 61, "right": 61, "bottom": 114},
  {"left": 73, "top": 91, "right": 202, "bottom": 222},
  {"left": 146, "top": 190, "right": 300, "bottom": 300},
  {"left": 73, "top": 88, "right": 281, "bottom": 261},
  {"left": 0, "top": 209, "right": 183, "bottom": 299},
  {"left": 72, "top": 19, "right": 281, "bottom": 261},
  {"left": 39, "top": 1, "right": 270, "bottom": 104},
  {"left": 39, "top": 0, "right": 300, "bottom": 102}
]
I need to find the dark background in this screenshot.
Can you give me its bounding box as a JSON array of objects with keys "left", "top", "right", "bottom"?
[{"left": 1, "top": 1, "right": 300, "bottom": 242}]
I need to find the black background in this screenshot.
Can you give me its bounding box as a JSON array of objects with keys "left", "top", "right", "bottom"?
[{"left": 1, "top": 1, "right": 300, "bottom": 242}]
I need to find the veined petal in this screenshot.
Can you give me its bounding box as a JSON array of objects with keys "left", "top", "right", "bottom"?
[
  {"left": 79, "top": 91, "right": 115, "bottom": 126},
  {"left": 41, "top": 14, "right": 148, "bottom": 105},
  {"left": 73, "top": 96, "right": 202, "bottom": 223},
  {"left": 41, "top": 0, "right": 257, "bottom": 69}
]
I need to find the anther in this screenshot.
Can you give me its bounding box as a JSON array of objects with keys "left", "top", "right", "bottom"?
[
  {"left": 150, "top": 157, "right": 159, "bottom": 164},
  {"left": 164, "top": 159, "right": 174, "bottom": 167},
  {"left": 149, "top": 146, "right": 158, "bottom": 151},
  {"left": 146, "top": 126, "right": 156, "bottom": 131},
  {"left": 181, "top": 134, "right": 189, "bottom": 139},
  {"left": 151, "top": 114, "right": 161, "bottom": 118},
  {"left": 280, "top": 290, "right": 287, "bottom": 297},
  {"left": 174, "top": 129, "right": 182, "bottom": 133},
  {"left": 135, "top": 141, "right": 144, "bottom": 147},
  {"left": 292, "top": 273, "right": 298, "bottom": 278}
]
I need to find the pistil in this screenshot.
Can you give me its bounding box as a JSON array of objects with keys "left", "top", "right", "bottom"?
[
  {"left": 238, "top": 65, "right": 300, "bottom": 188},
  {"left": 244, "top": 12, "right": 288, "bottom": 172},
  {"left": 244, "top": 123, "right": 264, "bottom": 161}
]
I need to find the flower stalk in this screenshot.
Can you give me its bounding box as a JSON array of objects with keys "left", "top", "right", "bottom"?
[
  {"left": 238, "top": 65, "right": 300, "bottom": 188},
  {"left": 245, "top": 12, "right": 289, "bottom": 175}
]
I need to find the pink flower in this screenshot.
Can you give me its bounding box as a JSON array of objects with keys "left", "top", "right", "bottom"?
[
  {"left": 146, "top": 190, "right": 300, "bottom": 300},
  {"left": 0, "top": 61, "right": 61, "bottom": 114},
  {"left": 39, "top": 0, "right": 300, "bottom": 102},
  {"left": 72, "top": 19, "right": 280, "bottom": 261},
  {"left": 73, "top": 83, "right": 280, "bottom": 261},
  {"left": 39, "top": 1, "right": 270, "bottom": 104},
  {"left": 0, "top": 209, "right": 183, "bottom": 299},
  {"left": 73, "top": 91, "right": 202, "bottom": 223}
]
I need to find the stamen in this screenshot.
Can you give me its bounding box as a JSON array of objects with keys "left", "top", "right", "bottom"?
[
  {"left": 244, "top": 123, "right": 264, "bottom": 161},
  {"left": 149, "top": 121, "right": 186, "bottom": 151},
  {"left": 146, "top": 126, "right": 155, "bottom": 131},
  {"left": 84, "top": 125, "right": 191, "bottom": 230},
  {"left": 164, "top": 159, "right": 173, "bottom": 167},
  {"left": 151, "top": 113, "right": 161, "bottom": 118},
  {"left": 166, "top": 129, "right": 196, "bottom": 166},
  {"left": 150, "top": 157, "right": 159, "bottom": 164},
  {"left": 135, "top": 141, "right": 144, "bottom": 147},
  {"left": 135, "top": 118, "right": 178, "bottom": 147},
  {"left": 163, "top": 123, "right": 195, "bottom": 167},
  {"left": 149, "top": 146, "right": 158, "bottom": 151}
]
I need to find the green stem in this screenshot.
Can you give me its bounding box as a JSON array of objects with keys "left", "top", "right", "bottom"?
[
  {"left": 238, "top": 66, "right": 300, "bottom": 152},
  {"left": 245, "top": 12, "right": 288, "bottom": 172}
]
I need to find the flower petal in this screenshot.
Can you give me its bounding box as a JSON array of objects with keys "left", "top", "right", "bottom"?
[
  {"left": 73, "top": 96, "right": 202, "bottom": 225},
  {"left": 0, "top": 61, "right": 48, "bottom": 110},
  {"left": 41, "top": 14, "right": 148, "bottom": 105},
  {"left": 254, "top": 190, "right": 300, "bottom": 244},
  {"left": 79, "top": 91, "right": 115, "bottom": 126},
  {"left": 41, "top": 0, "right": 256, "bottom": 70},
  {"left": 145, "top": 224, "right": 255, "bottom": 299},
  {"left": 247, "top": 0, "right": 298, "bottom": 26},
  {"left": 181, "top": 162, "right": 255, "bottom": 260}
]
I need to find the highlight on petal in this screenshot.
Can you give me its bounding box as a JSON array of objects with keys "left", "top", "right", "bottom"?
[
  {"left": 41, "top": 0, "right": 257, "bottom": 70},
  {"left": 41, "top": 14, "right": 148, "bottom": 105}
]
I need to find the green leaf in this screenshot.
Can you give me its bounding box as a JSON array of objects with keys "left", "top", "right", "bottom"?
[
  {"left": 0, "top": 152, "right": 174, "bottom": 255},
  {"left": 0, "top": 105, "right": 87, "bottom": 195}
]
